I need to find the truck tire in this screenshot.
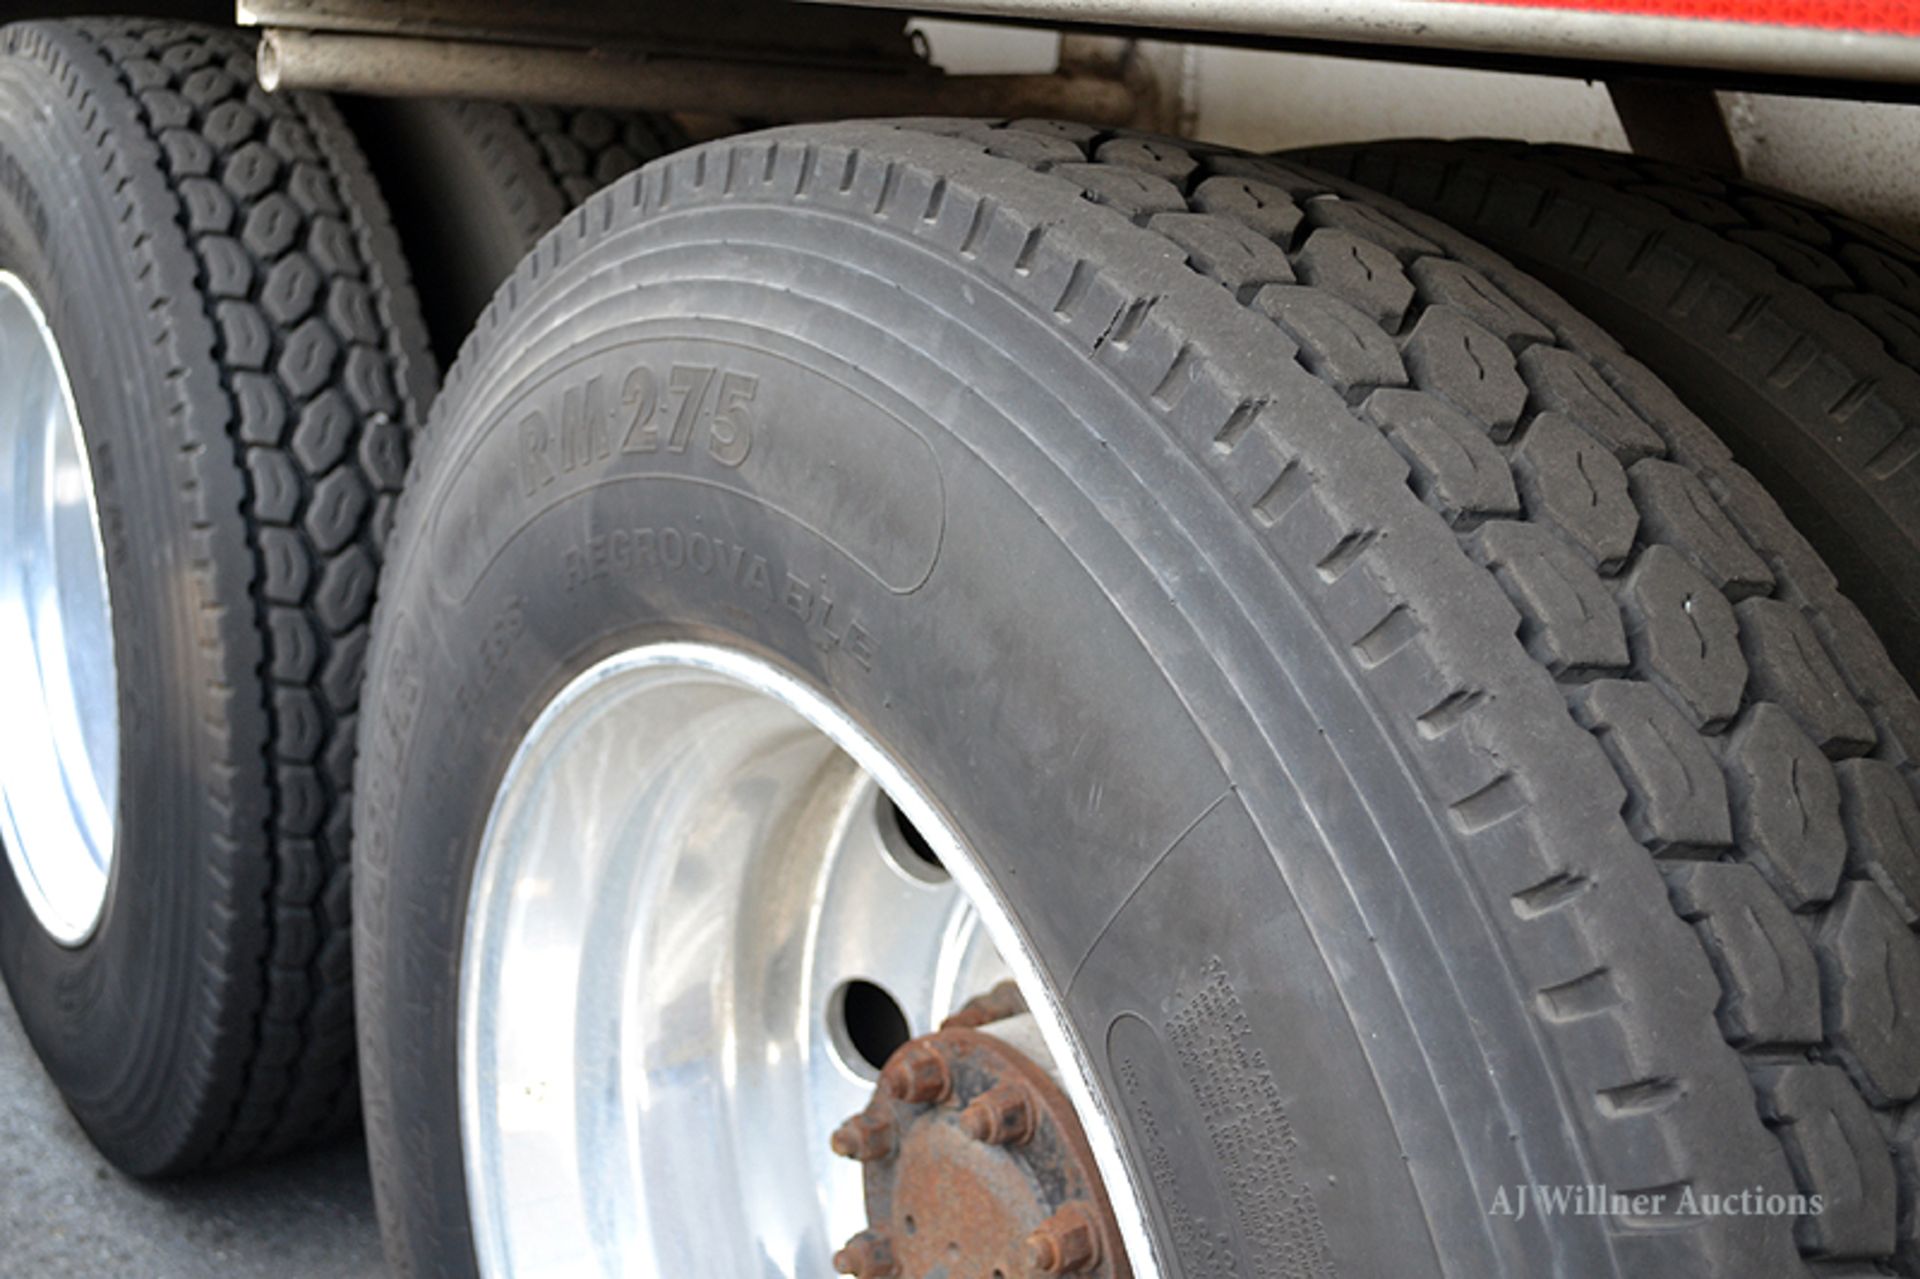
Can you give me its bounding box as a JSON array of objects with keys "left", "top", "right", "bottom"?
[
  {"left": 1297, "top": 139, "right": 1920, "bottom": 684},
  {"left": 0, "top": 19, "right": 431, "bottom": 1175},
  {"left": 340, "top": 98, "right": 684, "bottom": 361},
  {"left": 356, "top": 121, "right": 1920, "bottom": 1277}
]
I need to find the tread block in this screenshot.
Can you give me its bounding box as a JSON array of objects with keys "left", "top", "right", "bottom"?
[
  {"left": 233, "top": 371, "right": 287, "bottom": 446},
  {"left": 357, "top": 417, "right": 406, "bottom": 490},
  {"left": 1189, "top": 175, "right": 1303, "bottom": 245},
  {"left": 1252, "top": 284, "right": 1407, "bottom": 392},
  {"left": 1665, "top": 861, "right": 1822, "bottom": 1046},
  {"left": 1834, "top": 292, "right": 1920, "bottom": 366},
  {"left": 266, "top": 607, "right": 317, "bottom": 684},
  {"left": 1619, "top": 544, "right": 1748, "bottom": 730},
  {"left": 305, "top": 215, "right": 359, "bottom": 276},
  {"left": 1815, "top": 880, "right": 1920, "bottom": 1106},
  {"left": 260, "top": 253, "right": 320, "bottom": 325},
  {"left": 1301, "top": 194, "right": 1442, "bottom": 261},
  {"left": 1841, "top": 242, "right": 1920, "bottom": 312},
  {"left": 1750, "top": 1062, "right": 1898, "bottom": 1260},
  {"left": 1736, "top": 598, "right": 1878, "bottom": 758},
  {"left": 221, "top": 138, "right": 280, "bottom": 200},
  {"left": 1723, "top": 703, "right": 1848, "bottom": 910},
  {"left": 1629, "top": 182, "right": 1742, "bottom": 227},
  {"left": 304, "top": 468, "right": 369, "bottom": 555},
  {"left": 241, "top": 190, "right": 301, "bottom": 257},
  {"left": 1725, "top": 228, "right": 1853, "bottom": 291},
  {"left": 319, "top": 628, "right": 367, "bottom": 709},
  {"left": 1517, "top": 345, "right": 1666, "bottom": 462},
  {"left": 179, "top": 174, "right": 234, "bottom": 233},
  {"left": 1572, "top": 679, "right": 1732, "bottom": 851},
  {"left": 1627, "top": 459, "right": 1775, "bottom": 601},
  {"left": 982, "top": 130, "right": 1085, "bottom": 166},
  {"left": 1734, "top": 193, "right": 1832, "bottom": 245},
  {"left": 216, "top": 299, "right": 270, "bottom": 369},
  {"left": 272, "top": 687, "right": 322, "bottom": 763},
  {"left": 258, "top": 526, "right": 312, "bottom": 604},
  {"left": 312, "top": 545, "right": 375, "bottom": 633},
  {"left": 277, "top": 316, "right": 341, "bottom": 399},
  {"left": 1470, "top": 520, "right": 1628, "bottom": 675},
  {"left": 291, "top": 389, "right": 354, "bottom": 473},
  {"left": 199, "top": 234, "right": 252, "bottom": 297},
  {"left": 1094, "top": 136, "right": 1199, "bottom": 185},
  {"left": 246, "top": 448, "right": 300, "bottom": 525},
  {"left": 1147, "top": 211, "right": 1296, "bottom": 294},
  {"left": 1050, "top": 161, "right": 1187, "bottom": 218},
  {"left": 1360, "top": 387, "right": 1519, "bottom": 525},
  {"left": 286, "top": 160, "right": 342, "bottom": 218},
  {"left": 1400, "top": 306, "right": 1527, "bottom": 435},
  {"left": 325, "top": 278, "right": 379, "bottom": 346},
  {"left": 1511, "top": 411, "right": 1638, "bottom": 570},
  {"left": 1836, "top": 758, "right": 1920, "bottom": 924},
  {"left": 1408, "top": 256, "right": 1555, "bottom": 346},
  {"left": 1294, "top": 226, "right": 1414, "bottom": 329}
]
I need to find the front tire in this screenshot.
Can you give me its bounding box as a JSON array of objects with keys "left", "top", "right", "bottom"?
[{"left": 357, "top": 121, "right": 1920, "bottom": 1277}]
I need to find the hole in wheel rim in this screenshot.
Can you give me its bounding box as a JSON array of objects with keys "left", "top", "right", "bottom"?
[
  {"left": 831, "top": 978, "right": 912, "bottom": 1076},
  {"left": 878, "top": 793, "right": 948, "bottom": 883}
]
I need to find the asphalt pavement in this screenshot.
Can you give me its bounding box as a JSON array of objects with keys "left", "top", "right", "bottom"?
[{"left": 0, "top": 984, "right": 386, "bottom": 1278}]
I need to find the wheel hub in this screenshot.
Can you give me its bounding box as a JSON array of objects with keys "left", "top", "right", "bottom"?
[
  {"left": 833, "top": 1012, "right": 1129, "bottom": 1279},
  {"left": 460, "top": 644, "right": 1151, "bottom": 1277}
]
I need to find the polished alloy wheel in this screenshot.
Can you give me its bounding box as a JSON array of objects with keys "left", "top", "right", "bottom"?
[
  {"left": 459, "top": 643, "right": 1150, "bottom": 1276},
  {"left": 0, "top": 271, "right": 117, "bottom": 946}
]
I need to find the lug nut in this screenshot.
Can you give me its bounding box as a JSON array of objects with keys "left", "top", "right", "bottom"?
[
  {"left": 958, "top": 1081, "right": 1035, "bottom": 1146},
  {"left": 833, "top": 1229, "right": 900, "bottom": 1278},
  {"left": 1025, "top": 1204, "right": 1100, "bottom": 1275},
  {"left": 880, "top": 1040, "right": 952, "bottom": 1105},
  {"left": 941, "top": 978, "right": 1028, "bottom": 1030},
  {"left": 831, "top": 1113, "right": 896, "bottom": 1162}
]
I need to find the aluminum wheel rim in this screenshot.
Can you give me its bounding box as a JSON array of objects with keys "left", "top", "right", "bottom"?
[
  {"left": 0, "top": 271, "right": 118, "bottom": 945},
  {"left": 460, "top": 642, "right": 1156, "bottom": 1276}
]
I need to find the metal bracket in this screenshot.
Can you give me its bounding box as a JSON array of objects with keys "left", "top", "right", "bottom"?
[{"left": 1607, "top": 77, "right": 1743, "bottom": 176}]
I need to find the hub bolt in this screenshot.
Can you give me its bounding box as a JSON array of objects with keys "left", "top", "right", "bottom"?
[
  {"left": 833, "top": 1229, "right": 900, "bottom": 1278},
  {"left": 880, "top": 1040, "right": 952, "bottom": 1105},
  {"left": 831, "top": 1112, "right": 897, "bottom": 1162},
  {"left": 831, "top": 1113, "right": 897, "bottom": 1162},
  {"left": 958, "top": 1081, "right": 1035, "bottom": 1146},
  {"left": 1025, "top": 1204, "right": 1100, "bottom": 1275}
]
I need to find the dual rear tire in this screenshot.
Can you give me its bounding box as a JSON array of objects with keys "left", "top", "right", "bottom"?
[
  {"left": 0, "top": 18, "right": 429, "bottom": 1173},
  {"left": 0, "top": 18, "right": 677, "bottom": 1178}
]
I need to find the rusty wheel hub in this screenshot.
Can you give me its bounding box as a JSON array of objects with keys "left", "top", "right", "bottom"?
[{"left": 831, "top": 1006, "right": 1129, "bottom": 1279}]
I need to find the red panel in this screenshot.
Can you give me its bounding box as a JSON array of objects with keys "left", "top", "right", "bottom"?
[{"left": 1452, "top": 0, "right": 1920, "bottom": 35}]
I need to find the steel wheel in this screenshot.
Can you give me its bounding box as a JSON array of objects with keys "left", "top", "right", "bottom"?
[
  {"left": 459, "top": 642, "right": 1151, "bottom": 1276},
  {"left": 0, "top": 270, "right": 117, "bottom": 946}
]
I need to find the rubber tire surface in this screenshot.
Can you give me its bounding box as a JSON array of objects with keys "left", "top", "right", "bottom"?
[
  {"left": 357, "top": 122, "right": 1920, "bottom": 1277},
  {"left": 341, "top": 98, "right": 683, "bottom": 363},
  {"left": 1297, "top": 139, "right": 1920, "bottom": 685},
  {"left": 0, "top": 19, "right": 432, "bottom": 1176}
]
